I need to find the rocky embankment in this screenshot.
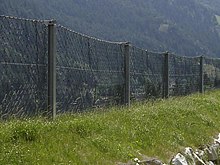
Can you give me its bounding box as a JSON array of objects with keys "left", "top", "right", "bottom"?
[{"left": 118, "top": 134, "right": 220, "bottom": 165}]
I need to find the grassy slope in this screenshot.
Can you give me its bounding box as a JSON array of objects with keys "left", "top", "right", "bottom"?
[{"left": 1, "top": 90, "right": 220, "bottom": 164}]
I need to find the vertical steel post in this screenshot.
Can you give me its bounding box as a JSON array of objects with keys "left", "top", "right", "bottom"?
[
  {"left": 48, "top": 20, "right": 56, "bottom": 119},
  {"left": 200, "top": 56, "right": 204, "bottom": 93},
  {"left": 163, "top": 52, "right": 169, "bottom": 98},
  {"left": 124, "top": 42, "right": 130, "bottom": 106}
]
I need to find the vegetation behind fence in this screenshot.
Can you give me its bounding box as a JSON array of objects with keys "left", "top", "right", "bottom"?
[{"left": 0, "top": 15, "right": 220, "bottom": 119}]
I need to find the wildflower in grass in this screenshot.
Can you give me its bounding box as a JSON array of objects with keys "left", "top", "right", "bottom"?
[{"left": 134, "top": 157, "right": 140, "bottom": 165}]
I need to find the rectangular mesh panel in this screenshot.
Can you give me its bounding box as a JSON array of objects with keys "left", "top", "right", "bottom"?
[
  {"left": 204, "top": 57, "right": 220, "bottom": 90},
  {"left": 56, "top": 26, "right": 124, "bottom": 113},
  {"left": 130, "top": 46, "right": 164, "bottom": 100},
  {"left": 169, "top": 54, "right": 200, "bottom": 96},
  {"left": 0, "top": 16, "right": 48, "bottom": 119}
]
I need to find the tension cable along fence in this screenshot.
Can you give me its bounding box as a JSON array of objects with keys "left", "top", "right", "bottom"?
[{"left": 1, "top": 15, "right": 220, "bottom": 119}]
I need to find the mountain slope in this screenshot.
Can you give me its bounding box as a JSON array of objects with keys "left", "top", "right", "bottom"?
[
  {"left": 1, "top": 0, "right": 220, "bottom": 57},
  {"left": 196, "top": 0, "right": 220, "bottom": 14}
]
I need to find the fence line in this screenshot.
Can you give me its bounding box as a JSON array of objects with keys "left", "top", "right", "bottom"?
[{"left": 1, "top": 15, "right": 220, "bottom": 119}]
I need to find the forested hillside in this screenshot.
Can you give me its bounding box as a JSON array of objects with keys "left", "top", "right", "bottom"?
[
  {"left": 196, "top": 0, "right": 220, "bottom": 14},
  {"left": 1, "top": 0, "right": 220, "bottom": 57}
]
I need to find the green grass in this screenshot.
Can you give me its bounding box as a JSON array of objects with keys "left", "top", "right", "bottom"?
[{"left": 1, "top": 90, "right": 220, "bottom": 164}]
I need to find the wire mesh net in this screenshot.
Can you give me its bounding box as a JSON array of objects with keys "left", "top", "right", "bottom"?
[
  {"left": 0, "top": 16, "right": 48, "bottom": 119},
  {"left": 204, "top": 57, "right": 220, "bottom": 90},
  {"left": 130, "top": 46, "right": 164, "bottom": 100},
  {"left": 169, "top": 54, "right": 200, "bottom": 96},
  {"left": 2, "top": 15, "right": 220, "bottom": 119},
  {"left": 56, "top": 25, "right": 125, "bottom": 113}
]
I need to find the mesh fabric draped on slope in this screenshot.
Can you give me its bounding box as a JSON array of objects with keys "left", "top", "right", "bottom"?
[
  {"left": 0, "top": 16, "right": 48, "bottom": 119},
  {"left": 56, "top": 26, "right": 125, "bottom": 113}
]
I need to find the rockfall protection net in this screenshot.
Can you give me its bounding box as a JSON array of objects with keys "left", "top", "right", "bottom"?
[
  {"left": 0, "top": 16, "right": 48, "bottom": 119},
  {"left": 56, "top": 25, "right": 125, "bottom": 113},
  {"left": 1, "top": 16, "right": 220, "bottom": 119},
  {"left": 169, "top": 54, "right": 200, "bottom": 96}
]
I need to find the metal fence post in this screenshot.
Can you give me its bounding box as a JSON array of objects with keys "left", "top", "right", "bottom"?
[
  {"left": 200, "top": 56, "right": 204, "bottom": 93},
  {"left": 163, "top": 52, "right": 169, "bottom": 98},
  {"left": 48, "top": 20, "right": 56, "bottom": 119},
  {"left": 124, "top": 42, "right": 130, "bottom": 106}
]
